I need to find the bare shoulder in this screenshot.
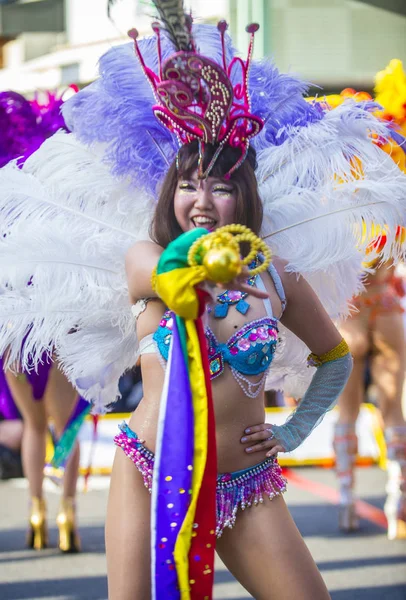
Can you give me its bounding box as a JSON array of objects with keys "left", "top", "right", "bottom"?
[
  {"left": 125, "top": 241, "right": 164, "bottom": 302},
  {"left": 125, "top": 241, "right": 162, "bottom": 270}
]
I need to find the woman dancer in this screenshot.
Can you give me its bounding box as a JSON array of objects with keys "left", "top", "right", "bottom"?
[
  {"left": 100, "top": 12, "right": 402, "bottom": 599},
  {"left": 0, "top": 4, "right": 405, "bottom": 598},
  {"left": 319, "top": 66, "right": 406, "bottom": 539},
  {"left": 0, "top": 89, "right": 83, "bottom": 551},
  {"left": 335, "top": 260, "right": 406, "bottom": 539},
  {"left": 4, "top": 364, "right": 81, "bottom": 551},
  {"left": 106, "top": 140, "right": 352, "bottom": 599}
]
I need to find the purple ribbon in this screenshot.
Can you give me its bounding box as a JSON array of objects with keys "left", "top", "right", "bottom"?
[{"left": 151, "top": 316, "right": 193, "bottom": 599}]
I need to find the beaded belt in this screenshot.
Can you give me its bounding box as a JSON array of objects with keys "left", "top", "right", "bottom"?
[{"left": 115, "top": 422, "right": 287, "bottom": 538}]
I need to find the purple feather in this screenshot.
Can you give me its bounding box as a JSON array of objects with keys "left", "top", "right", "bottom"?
[
  {"left": 0, "top": 90, "right": 71, "bottom": 168},
  {"left": 0, "top": 92, "right": 38, "bottom": 168},
  {"left": 63, "top": 24, "right": 237, "bottom": 195},
  {"left": 249, "top": 61, "right": 322, "bottom": 150},
  {"left": 63, "top": 23, "right": 322, "bottom": 195}
]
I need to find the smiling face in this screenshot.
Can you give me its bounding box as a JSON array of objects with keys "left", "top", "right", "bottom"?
[
  {"left": 174, "top": 170, "right": 237, "bottom": 233},
  {"left": 150, "top": 141, "right": 263, "bottom": 248}
]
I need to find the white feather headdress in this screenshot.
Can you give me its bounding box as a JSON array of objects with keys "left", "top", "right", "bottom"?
[
  {"left": 259, "top": 102, "right": 406, "bottom": 395},
  {"left": 1, "top": 32, "right": 406, "bottom": 407}
]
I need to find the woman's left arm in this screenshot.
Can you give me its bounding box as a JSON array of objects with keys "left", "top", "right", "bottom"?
[{"left": 241, "top": 267, "right": 353, "bottom": 455}]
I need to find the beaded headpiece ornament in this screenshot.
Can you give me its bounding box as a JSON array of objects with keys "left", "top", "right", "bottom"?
[{"left": 128, "top": 18, "right": 264, "bottom": 179}]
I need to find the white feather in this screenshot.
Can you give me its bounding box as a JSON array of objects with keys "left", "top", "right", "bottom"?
[
  {"left": 1, "top": 105, "right": 406, "bottom": 406},
  {"left": 0, "top": 132, "right": 153, "bottom": 410},
  {"left": 260, "top": 102, "right": 406, "bottom": 395}
]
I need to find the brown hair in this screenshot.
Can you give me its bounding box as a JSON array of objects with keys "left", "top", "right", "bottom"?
[{"left": 150, "top": 141, "right": 263, "bottom": 248}]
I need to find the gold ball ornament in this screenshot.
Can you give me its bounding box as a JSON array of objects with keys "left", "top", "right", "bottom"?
[
  {"left": 203, "top": 246, "right": 242, "bottom": 283},
  {"left": 187, "top": 224, "right": 272, "bottom": 284}
]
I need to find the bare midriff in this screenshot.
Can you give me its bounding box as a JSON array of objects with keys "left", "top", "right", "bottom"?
[{"left": 128, "top": 273, "right": 282, "bottom": 474}]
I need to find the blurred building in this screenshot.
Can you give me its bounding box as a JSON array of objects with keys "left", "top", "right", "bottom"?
[
  {"left": 0, "top": 0, "right": 405, "bottom": 94},
  {"left": 0, "top": 0, "right": 228, "bottom": 92},
  {"left": 257, "top": 0, "right": 406, "bottom": 89}
]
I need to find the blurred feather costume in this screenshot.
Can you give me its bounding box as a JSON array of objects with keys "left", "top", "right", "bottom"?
[
  {"left": 307, "top": 59, "right": 406, "bottom": 174},
  {"left": 375, "top": 59, "right": 406, "bottom": 138},
  {"left": 305, "top": 59, "right": 406, "bottom": 263},
  {"left": 0, "top": 86, "right": 90, "bottom": 467},
  {"left": 0, "top": 87, "right": 76, "bottom": 168},
  {"left": 307, "top": 61, "right": 406, "bottom": 541}
]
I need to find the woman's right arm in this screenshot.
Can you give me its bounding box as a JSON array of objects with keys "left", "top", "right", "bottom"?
[
  {"left": 125, "top": 241, "right": 164, "bottom": 303},
  {"left": 126, "top": 238, "right": 269, "bottom": 306}
]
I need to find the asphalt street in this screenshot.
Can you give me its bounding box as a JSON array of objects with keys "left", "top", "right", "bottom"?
[{"left": 1, "top": 466, "right": 405, "bottom": 600}]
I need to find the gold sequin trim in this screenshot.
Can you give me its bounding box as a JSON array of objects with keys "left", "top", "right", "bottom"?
[{"left": 308, "top": 339, "right": 350, "bottom": 367}]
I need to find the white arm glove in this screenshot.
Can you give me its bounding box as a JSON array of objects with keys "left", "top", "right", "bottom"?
[{"left": 269, "top": 340, "right": 353, "bottom": 452}]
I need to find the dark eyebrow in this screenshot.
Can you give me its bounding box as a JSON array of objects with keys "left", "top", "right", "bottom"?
[{"left": 179, "top": 174, "right": 198, "bottom": 183}]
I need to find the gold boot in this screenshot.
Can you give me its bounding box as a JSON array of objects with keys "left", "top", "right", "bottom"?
[
  {"left": 334, "top": 423, "right": 359, "bottom": 532},
  {"left": 56, "top": 497, "right": 81, "bottom": 553},
  {"left": 27, "top": 497, "right": 48, "bottom": 550},
  {"left": 385, "top": 426, "right": 406, "bottom": 541}
]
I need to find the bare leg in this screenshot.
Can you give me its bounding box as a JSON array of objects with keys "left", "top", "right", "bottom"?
[
  {"left": 370, "top": 313, "right": 406, "bottom": 427},
  {"left": 216, "top": 495, "right": 330, "bottom": 600},
  {"left": 5, "top": 372, "right": 47, "bottom": 498},
  {"left": 43, "top": 363, "right": 82, "bottom": 552},
  {"left": 334, "top": 316, "right": 369, "bottom": 530},
  {"left": 370, "top": 313, "right": 406, "bottom": 539},
  {"left": 5, "top": 372, "right": 48, "bottom": 548},
  {"left": 43, "top": 364, "right": 80, "bottom": 498},
  {"left": 0, "top": 419, "right": 23, "bottom": 451},
  {"left": 106, "top": 446, "right": 152, "bottom": 600},
  {"left": 337, "top": 316, "right": 369, "bottom": 426}
]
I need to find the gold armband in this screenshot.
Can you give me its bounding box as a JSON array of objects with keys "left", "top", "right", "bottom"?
[{"left": 307, "top": 339, "right": 350, "bottom": 368}]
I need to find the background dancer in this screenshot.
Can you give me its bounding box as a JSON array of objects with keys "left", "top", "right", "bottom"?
[
  {"left": 0, "top": 89, "right": 83, "bottom": 552},
  {"left": 322, "top": 65, "right": 406, "bottom": 540},
  {"left": 335, "top": 242, "right": 406, "bottom": 539}
]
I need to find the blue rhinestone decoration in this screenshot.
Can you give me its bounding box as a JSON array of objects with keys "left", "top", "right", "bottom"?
[
  {"left": 213, "top": 257, "right": 259, "bottom": 319},
  {"left": 235, "top": 298, "right": 250, "bottom": 315}
]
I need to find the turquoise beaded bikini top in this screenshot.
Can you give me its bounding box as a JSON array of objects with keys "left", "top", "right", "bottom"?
[{"left": 152, "top": 264, "right": 286, "bottom": 383}]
